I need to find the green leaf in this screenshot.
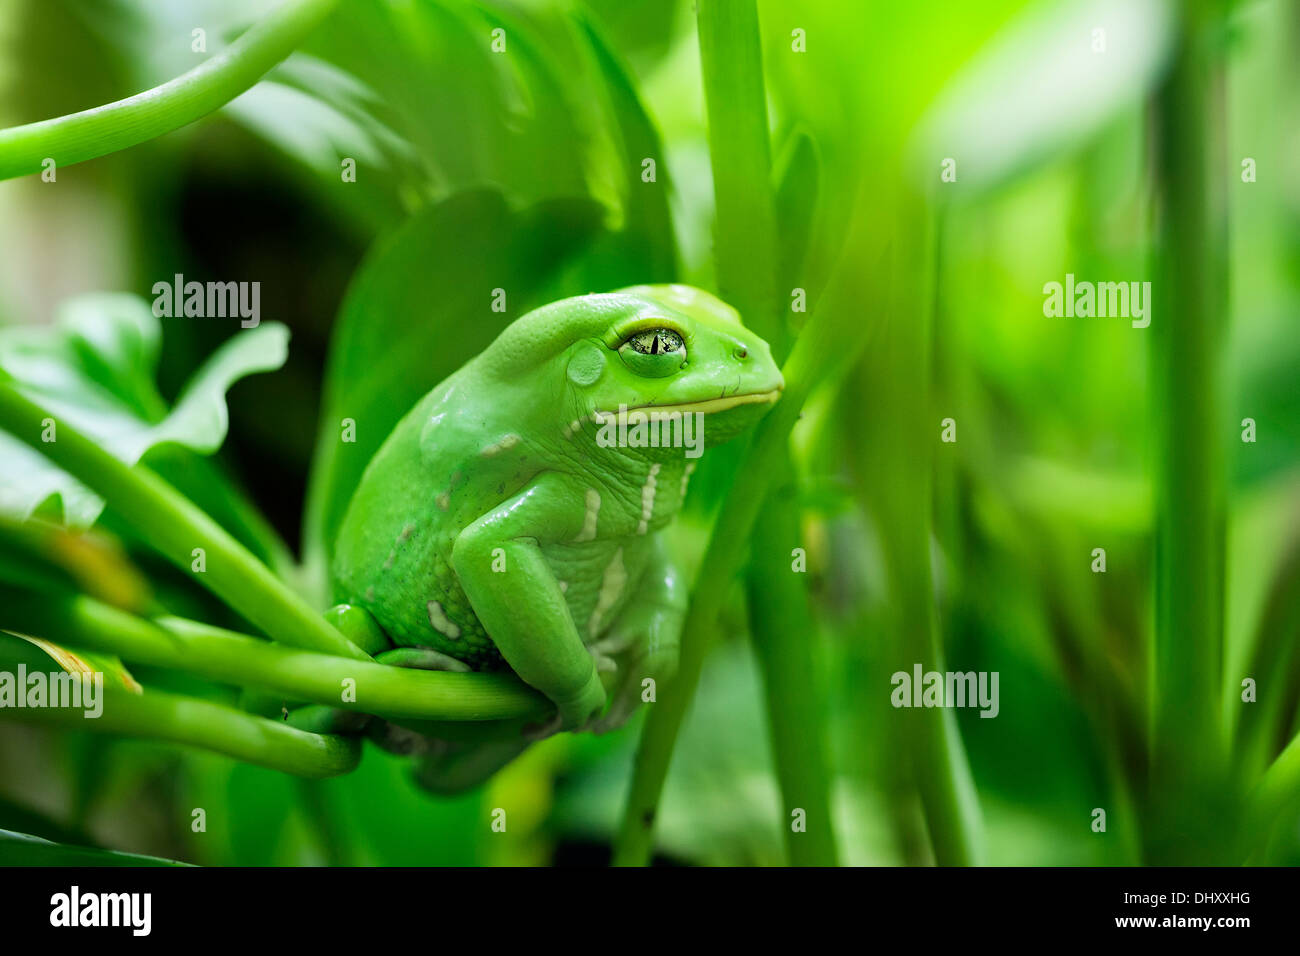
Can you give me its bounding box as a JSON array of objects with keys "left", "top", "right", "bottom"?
[
  {"left": 772, "top": 126, "right": 823, "bottom": 315},
  {"left": 0, "top": 293, "right": 288, "bottom": 528},
  {"left": 299, "top": 0, "right": 588, "bottom": 204},
  {"left": 303, "top": 189, "right": 604, "bottom": 568},
  {"left": 0, "top": 828, "right": 190, "bottom": 866},
  {"left": 573, "top": 10, "right": 678, "bottom": 282}
]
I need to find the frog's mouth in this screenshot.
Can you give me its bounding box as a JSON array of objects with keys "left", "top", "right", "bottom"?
[{"left": 597, "top": 386, "right": 783, "bottom": 420}]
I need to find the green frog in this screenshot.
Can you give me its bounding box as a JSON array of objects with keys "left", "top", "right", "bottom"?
[{"left": 330, "top": 284, "right": 782, "bottom": 789}]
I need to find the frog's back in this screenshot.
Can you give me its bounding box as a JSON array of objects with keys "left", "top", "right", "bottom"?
[{"left": 332, "top": 375, "right": 512, "bottom": 667}]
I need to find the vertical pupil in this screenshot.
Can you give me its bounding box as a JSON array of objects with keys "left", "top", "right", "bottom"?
[{"left": 630, "top": 329, "right": 680, "bottom": 355}]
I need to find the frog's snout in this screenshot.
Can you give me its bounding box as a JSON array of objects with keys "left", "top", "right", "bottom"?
[{"left": 730, "top": 334, "right": 784, "bottom": 396}]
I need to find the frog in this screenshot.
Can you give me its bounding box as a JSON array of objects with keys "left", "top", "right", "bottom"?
[{"left": 329, "top": 284, "right": 782, "bottom": 790}]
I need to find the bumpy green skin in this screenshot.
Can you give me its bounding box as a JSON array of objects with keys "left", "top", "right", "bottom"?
[{"left": 332, "top": 285, "right": 782, "bottom": 733}]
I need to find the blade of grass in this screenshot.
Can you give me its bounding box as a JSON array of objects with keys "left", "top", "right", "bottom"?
[
  {"left": 0, "top": 0, "right": 341, "bottom": 179},
  {"left": 0, "top": 380, "right": 367, "bottom": 660}
]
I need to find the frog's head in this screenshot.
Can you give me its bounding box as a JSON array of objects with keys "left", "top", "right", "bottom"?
[{"left": 504, "top": 284, "right": 782, "bottom": 455}]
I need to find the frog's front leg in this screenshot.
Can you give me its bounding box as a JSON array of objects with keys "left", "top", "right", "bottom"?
[
  {"left": 589, "top": 533, "right": 685, "bottom": 733},
  {"left": 452, "top": 473, "right": 606, "bottom": 729}
]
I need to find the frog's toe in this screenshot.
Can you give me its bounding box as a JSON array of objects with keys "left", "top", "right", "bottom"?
[
  {"left": 375, "top": 646, "right": 472, "bottom": 672},
  {"left": 587, "top": 632, "right": 638, "bottom": 658},
  {"left": 591, "top": 695, "right": 638, "bottom": 734}
]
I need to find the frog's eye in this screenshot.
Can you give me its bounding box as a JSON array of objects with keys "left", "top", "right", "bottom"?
[{"left": 618, "top": 328, "right": 685, "bottom": 378}]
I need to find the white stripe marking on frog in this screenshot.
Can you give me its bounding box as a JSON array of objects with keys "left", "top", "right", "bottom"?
[
  {"left": 636, "top": 463, "right": 661, "bottom": 535},
  {"left": 426, "top": 600, "right": 461, "bottom": 639},
  {"left": 588, "top": 547, "right": 626, "bottom": 638},
  {"left": 480, "top": 434, "right": 520, "bottom": 457},
  {"left": 574, "top": 488, "right": 601, "bottom": 542}
]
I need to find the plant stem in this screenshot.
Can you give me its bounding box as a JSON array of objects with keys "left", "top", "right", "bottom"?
[
  {"left": 696, "top": 0, "right": 838, "bottom": 866},
  {"left": 0, "top": 0, "right": 340, "bottom": 180},
  {"left": 1147, "top": 0, "right": 1229, "bottom": 863},
  {"left": 0, "top": 381, "right": 366, "bottom": 660},
  {"left": 746, "top": 483, "right": 839, "bottom": 865},
  {"left": 0, "top": 588, "right": 549, "bottom": 722},
  {"left": 859, "top": 204, "right": 983, "bottom": 866},
  {"left": 0, "top": 634, "right": 358, "bottom": 777},
  {"left": 612, "top": 272, "right": 870, "bottom": 867}
]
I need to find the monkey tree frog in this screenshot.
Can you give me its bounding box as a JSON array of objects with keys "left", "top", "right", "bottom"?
[{"left": 331, "top": 285, "right": 782, "bottom": 781}]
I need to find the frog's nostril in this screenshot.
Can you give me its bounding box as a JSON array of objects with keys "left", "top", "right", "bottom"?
[{"left": 733, "top": 345, "right": 748, "bottom": 360}]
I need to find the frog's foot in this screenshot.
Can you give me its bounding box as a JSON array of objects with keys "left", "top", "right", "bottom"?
[
  {"left": 590, "top": 635, "right": 680, "bottom": 735},
  {"left": 375, "top": 646, "right": 472, "bottom": 672},
  {"left": 413, "top": 738, "right": 532, "bottom": 795},
  {"left": 521, "top": 712, "right": 564, "bottom": 742},
  {"left": 367, "top": 721, "right": 446, "bottom": 757},
  {"left": 368, "top": 644, "right": 473, "bottom": 756},
  {"left": 586, "top": 632, "right": 638, "bottom": 676},
  {"left": 324, "top": 603, "right": 391, "bottom": 655}
]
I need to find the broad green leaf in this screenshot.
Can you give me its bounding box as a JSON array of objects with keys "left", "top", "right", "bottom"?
[
  {"left": 0, "top": 293, "right": 289, "bottom": 528},
  {"left": 573, "top": 10, "right": 678, "bottom": 282},
  {"left": 300, "top": 0, "right": 588, "bottom": 203},
  {"left": 303, "top": 189, "right": 604, "bottom": 568},
  {"left": 0, "top": 828, "right": 188, "bottom": 866}
]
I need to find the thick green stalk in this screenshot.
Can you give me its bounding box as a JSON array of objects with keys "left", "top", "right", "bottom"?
[
  {"left": 0, "top": 381, "right": 366, "bottom": 660},
  {"left": 0, "top": 588, "right": 549, "bottom": 722},
  {"left": 0, "top": 635, "right": 357, "bottom": 777},
  {"left": 612, "top": 275, "right": 869, "bottom": 866},
  {"left": 1147, "top": 0, "right": 1229, "bottom": 863},
  {"left": 697, "top": 0, "right": 837, "bottom": 865},
  {"left": 0, "top": 0, "right": 340, "bottom": 179},
  {"left": 1, "top": 687, "right": 359, "bottom": 778}
]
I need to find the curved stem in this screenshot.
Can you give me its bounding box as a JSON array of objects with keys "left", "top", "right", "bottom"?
[
  {"left": 0, "top": 381, "right": 367, "bottom": 660},
  {"left": 0, "top": 634, "right": 358, "bottom": 778},
  {"left": 0, "top": 588, "right": 549, "bottom": 722},
  {"left": 0, "top": 0, "right": 340, "bottom": 180}
]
